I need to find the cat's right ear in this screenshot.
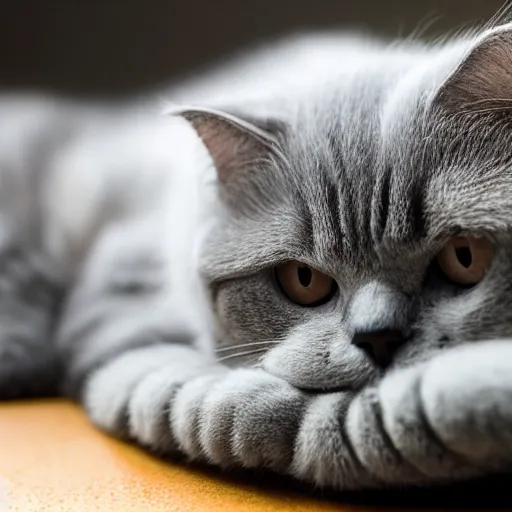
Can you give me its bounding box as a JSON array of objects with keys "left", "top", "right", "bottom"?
[
  {"left": 432, "top": 22, "right": 512, "bottom": 112},
  {"left": 167, "top": 105, "right": 286, "bottom": 185}
]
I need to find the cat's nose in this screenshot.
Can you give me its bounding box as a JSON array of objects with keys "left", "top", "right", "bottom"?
[{"left": 351, "top": 329, "right": 405, "bottom": 367}]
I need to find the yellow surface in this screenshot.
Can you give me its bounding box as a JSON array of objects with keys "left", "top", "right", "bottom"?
[{"left": 0, "top": 400, "right": 366, "bottom": 512}]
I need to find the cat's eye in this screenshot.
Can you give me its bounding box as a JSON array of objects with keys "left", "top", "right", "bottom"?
[
  {"left": 275, "top": 261, "right": 336, "bottom": 306},
  {"left": 436, "top": 236, "right": 494, "bottom": 286}
]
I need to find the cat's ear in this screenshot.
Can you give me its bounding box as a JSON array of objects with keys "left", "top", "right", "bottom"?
[
  {"left": 433, "top": 23, "right": 512, "bottom": 112},
  {"left": 168, "top": 105, "right": 285, "bottom": 184}
]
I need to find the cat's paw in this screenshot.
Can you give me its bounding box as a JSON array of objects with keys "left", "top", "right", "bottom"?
[
  {"left": 171, "top": 368, "right": 307, "bottom": 472},
  {"left": 85, "top": 345, "right": 224, "bottom": 449},
  {"left": 413, "top": 341, "right": 512, "bottom": 467},
  {"left": 347, "top": 340, "right": 512, "bottom": 485},
  {"left": 170, "top": 368, "right": 384, "bottom": 490}
]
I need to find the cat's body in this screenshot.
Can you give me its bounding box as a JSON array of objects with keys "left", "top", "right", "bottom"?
[{"left": 2, "top": 16, "right": 512, "bottom": 490}]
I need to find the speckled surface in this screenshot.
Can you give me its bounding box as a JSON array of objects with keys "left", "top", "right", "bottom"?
[{"left": 0, "top": 400, "right": 364, "bottom": 512}]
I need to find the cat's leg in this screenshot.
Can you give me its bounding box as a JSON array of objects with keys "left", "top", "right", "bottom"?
[
  {"left": 0, "top": 238, "right": 63, "bottom": 399},
  {"left": 86, "top": 352, "right": 322, "bottom": 475}
]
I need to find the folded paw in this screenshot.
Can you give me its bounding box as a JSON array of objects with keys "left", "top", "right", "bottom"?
[
  {"left": 171, "top": 368, "right": 383, "bottom": 490},
  {"left": 171, "top": 368, "right": 307, "bottom": 472},
  {"left": 348, "top": 340, "right": 512, "bottom": 484},
  {"left": 419, "top": 341, "right": 512, "bottom": 465}
]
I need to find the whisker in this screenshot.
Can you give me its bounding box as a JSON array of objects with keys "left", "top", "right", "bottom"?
[
  {"left": 216, "top": 349, "right": 269, "bottom": 363},
  {"left": 215, "top": 341, "right": 280, "bottom": 353}
]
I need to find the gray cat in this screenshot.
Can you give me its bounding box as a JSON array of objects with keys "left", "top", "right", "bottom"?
[{"left": 1, "top": 7, "right": 512, "bottom": 491}]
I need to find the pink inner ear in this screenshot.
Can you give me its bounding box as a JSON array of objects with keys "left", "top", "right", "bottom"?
[
  {"left": 436, "top": 30, "right": 512, "bottom": 112},
  {"left": 184, "top": 112, "right": 266, "bottom": 184}
]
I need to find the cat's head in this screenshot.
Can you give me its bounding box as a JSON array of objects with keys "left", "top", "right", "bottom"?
[{"left": 177, "top": 21, "right": 512, "bottom": 391}]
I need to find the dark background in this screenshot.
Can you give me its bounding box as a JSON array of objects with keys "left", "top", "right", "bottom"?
[{"left": 0, "top": 1, "right": 505, "bottom": 98}]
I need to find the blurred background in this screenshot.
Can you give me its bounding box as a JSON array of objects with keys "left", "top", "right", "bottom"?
[{"left": 0, "top": 0, "right": 504, "bottom": 98}]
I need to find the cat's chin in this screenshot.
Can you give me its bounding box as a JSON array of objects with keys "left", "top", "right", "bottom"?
[{"left": 260, "top": 343, "right": 378, "bottom": 392}]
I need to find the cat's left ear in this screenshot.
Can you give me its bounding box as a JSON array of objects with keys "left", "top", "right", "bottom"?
[
  {"left": 433, "top": 23, "right": 512, "bottom": 111},
  {"left": 168, "top": 105, "right": 286, "bottom": 184}
]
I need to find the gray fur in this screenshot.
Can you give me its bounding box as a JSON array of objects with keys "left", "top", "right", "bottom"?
[{"left": 1, "top": 10, "right": 512, "bottom": 492}]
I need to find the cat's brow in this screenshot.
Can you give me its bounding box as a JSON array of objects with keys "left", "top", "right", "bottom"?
[{"left": 202, "top": 241, "right": 311, "bottom": 282}]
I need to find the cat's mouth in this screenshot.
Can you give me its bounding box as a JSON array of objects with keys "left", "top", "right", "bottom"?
[
  {"left": 290, "top": 367, "right": 384, "bottom": 394},
  {"left": 293, "top": 383, "right": 363, "bottom": 394}
]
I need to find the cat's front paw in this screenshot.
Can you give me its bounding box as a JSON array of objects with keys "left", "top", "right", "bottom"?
[{"left": 171, "top": 369, "right": 307, "bottom": 472}]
